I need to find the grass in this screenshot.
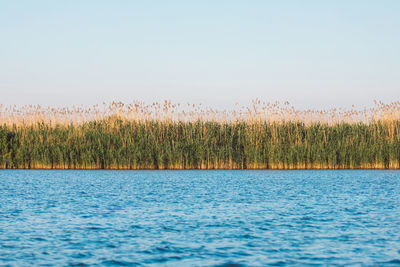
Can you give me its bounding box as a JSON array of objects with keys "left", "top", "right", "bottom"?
[{"left": 0, "top": 100, "right": 399, "bottom": 169}]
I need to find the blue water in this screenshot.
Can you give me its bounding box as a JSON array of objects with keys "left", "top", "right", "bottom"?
[{"left": 1, "top": 170, "right": 400, "bottom": 266}]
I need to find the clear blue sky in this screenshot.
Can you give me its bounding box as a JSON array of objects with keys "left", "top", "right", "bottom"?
[{"left": 1, "top": 1, "right": 399, "bottom": 109}]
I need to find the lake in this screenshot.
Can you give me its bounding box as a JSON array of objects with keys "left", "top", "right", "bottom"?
[{"left": 1, "top": 170, "right": 400, "bottom": 266}]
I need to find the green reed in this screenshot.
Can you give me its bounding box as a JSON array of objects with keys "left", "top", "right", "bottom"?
[{"left": 1, "top": 116, "right": 400, "bottom": 169}]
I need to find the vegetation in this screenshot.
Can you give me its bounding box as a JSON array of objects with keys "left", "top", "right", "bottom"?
[{"left": 0, "top": 100, "right": 400, "bottom": 169}]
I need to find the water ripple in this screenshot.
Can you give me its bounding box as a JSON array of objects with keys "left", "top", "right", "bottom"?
[{"left": 1, "top": 170, "right": 400, "bottom": 266}]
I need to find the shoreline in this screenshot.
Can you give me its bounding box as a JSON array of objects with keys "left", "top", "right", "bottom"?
[{"left": 1, "top": 167, "right": 399, "bottom": 170}]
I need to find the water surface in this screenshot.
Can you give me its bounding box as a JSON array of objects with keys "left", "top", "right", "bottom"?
[{"left": 1, "top": 170, "right": 400, "bottom": 266}]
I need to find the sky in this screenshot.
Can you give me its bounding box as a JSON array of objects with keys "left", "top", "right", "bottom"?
[{"left": 1, "top": 0, "right": 399, "bottom": 110}]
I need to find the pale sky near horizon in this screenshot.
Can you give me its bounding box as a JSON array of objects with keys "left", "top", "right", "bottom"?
[{"left": 1, "top": 1, "right": 399, "bottom": 110}]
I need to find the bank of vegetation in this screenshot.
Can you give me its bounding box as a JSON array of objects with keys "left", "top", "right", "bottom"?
[{"left": 0, "top": 100, "right": 399, "bottom": 169}]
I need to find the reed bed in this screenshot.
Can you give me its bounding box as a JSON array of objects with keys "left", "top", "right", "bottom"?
[{"left": 1, "top": 100, "right": 400, "bottom": 169}]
